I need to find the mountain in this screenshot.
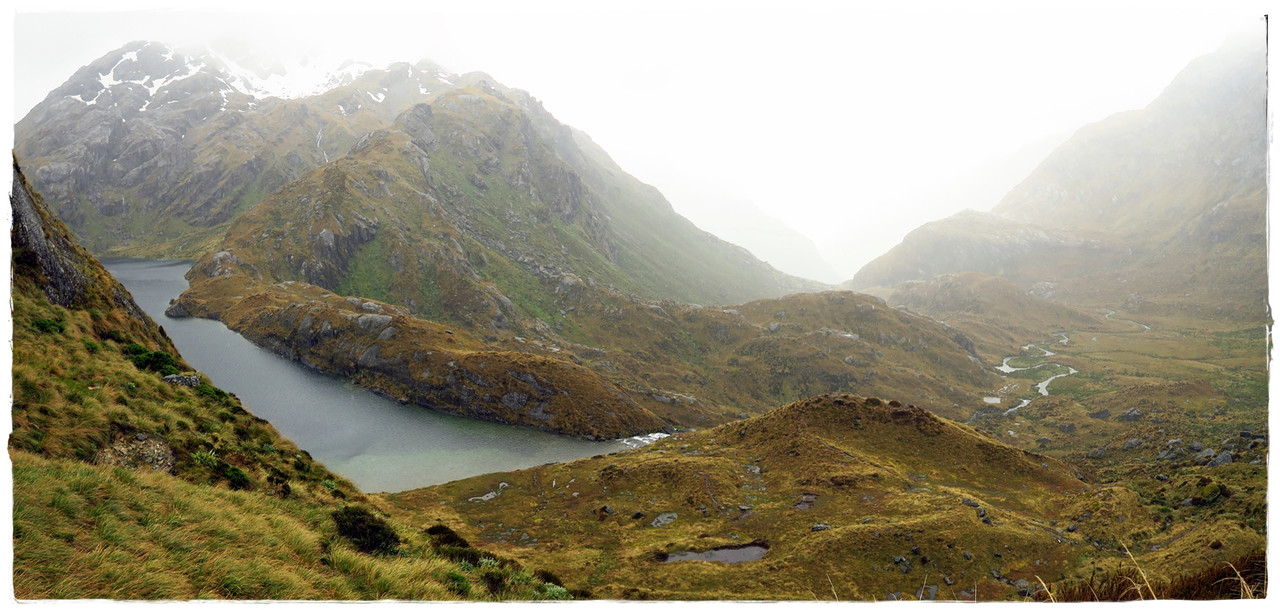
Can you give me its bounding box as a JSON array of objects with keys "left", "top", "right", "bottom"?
[
  {"left": 14, "top": 40, "right": 815, "bottom": 308},
  {"left": 144, "top": 56, "right": 997, "bottom": 436},
  {"left": 847, "top": 35, "right": 1267, "bottom": 322},
  {"left": 10, "top": 161, "right": 575, "bottom": 600}
]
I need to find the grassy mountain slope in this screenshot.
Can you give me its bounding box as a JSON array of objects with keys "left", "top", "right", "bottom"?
[
  {"left": 9, "top": 162, "right": 573, "bottom": 600},
  {"left": 885, "top": 272, "right": 1108, "bottom": 360},
  {"left": 167, "top": 87, "right": 1000, "bottom": 436},
  {"left": 847, "top": 35, "right": 1267, "bottom": 322},
  {"left": 384, "top": 393, "right": 1262, "bottom": 600},
  {"left": 17, "top": 42, "right": 815, "bottom": 308}
]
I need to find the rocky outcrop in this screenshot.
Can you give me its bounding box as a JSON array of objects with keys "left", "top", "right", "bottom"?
[
  {"left": 92, "top": 432, "right": 175, "bottom": 474},
  {"left": 172, "top": 283, "right": 668, "bottom": 440},
  {"left": 10, "top": 161, "right": 174, "bottom": 350},
  {"left": 162, "top": 374, "right": 201, "bottom": 387}
]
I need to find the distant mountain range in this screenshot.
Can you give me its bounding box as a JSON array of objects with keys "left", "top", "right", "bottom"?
[
  {"left": 15, "top": 40, "right": 816, "bottom": 309},
  {"left": 847, "top": 35, "right": 1267, "bottom": 323}
]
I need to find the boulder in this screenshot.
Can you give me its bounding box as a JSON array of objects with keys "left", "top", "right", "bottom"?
[
  {"left": 1118, "top": 408, "right": 1143, "bottom": 422},
  {"left": 162, "top": 373, "right": 201, "bottom": 387}
]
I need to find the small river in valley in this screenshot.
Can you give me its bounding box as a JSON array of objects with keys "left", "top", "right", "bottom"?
[
  {"left": 992, "top": 335, "right": 1078, "bottom": 416},
  {"left": 106, "top": 259, "right": 664, "bottom": 493}
]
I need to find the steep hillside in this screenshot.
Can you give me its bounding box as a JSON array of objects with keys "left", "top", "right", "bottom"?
[
  {"left": 847, "top": 35, "right": 1267, "bottom": 322},
  {"left": 16, "top": 40, "right": 817, "bottom": 308},
  {"left": 13, "top": 41, "right": 453, "bottom": 256},
  {"left": 10, "top": 162, "right": 575, "bottom": 600},
  {"left": 385, "top": 393, "right": 1263, "bottom": 600}
]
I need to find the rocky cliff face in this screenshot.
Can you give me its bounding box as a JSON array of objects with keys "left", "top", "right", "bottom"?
[
  {"left": 16, "top": 41, "right": 471, "bottom": 255},
  {"left": 10, "top": 161, "right": 173, "bottom": 350},
  {"left": 847, "top": 35, "right": 1267, "bottom": 321}
]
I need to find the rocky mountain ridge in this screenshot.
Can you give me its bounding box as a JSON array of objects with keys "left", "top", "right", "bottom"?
[{"left": 17, "top": 40, "right": 818, "bottom": 308}]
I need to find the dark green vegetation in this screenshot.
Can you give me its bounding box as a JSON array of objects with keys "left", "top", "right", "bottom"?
[{"left": 10, "top": 163, "right": 569, "bottom": 600}]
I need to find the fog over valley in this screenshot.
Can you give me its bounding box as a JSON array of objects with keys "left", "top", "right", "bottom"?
[
  {"left": 6, "top": 1, "right": 1272, "bottom": 602},
  {"left": 10, "top": 2, "right": 1263, "bottom": 281}
]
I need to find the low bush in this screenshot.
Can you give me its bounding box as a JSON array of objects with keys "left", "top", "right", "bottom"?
[
  {"left": 331, "top": 506, "right": 400, "bottom": 555},
  {"left": 128, "top": 350, "right": 180, "bottom": 376},
  {"left": 33, "top": 318, "right": 65, "bottom": 334}
]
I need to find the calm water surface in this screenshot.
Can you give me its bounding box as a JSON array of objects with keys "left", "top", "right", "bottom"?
[{"left": 106, "top": 258, "right": 661, "bottom": 493}]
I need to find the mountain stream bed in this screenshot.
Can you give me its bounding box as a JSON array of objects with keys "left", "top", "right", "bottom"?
[{"left": 991, "top": 332, "right": 1078, "bottom": 416}]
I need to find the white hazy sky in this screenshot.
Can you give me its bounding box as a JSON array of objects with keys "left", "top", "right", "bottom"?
[{"left": 4, "top": 0, "right": 1271, "bottom": 281}]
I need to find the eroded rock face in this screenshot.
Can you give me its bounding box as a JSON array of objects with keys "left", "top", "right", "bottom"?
[
  {"left": 11, "top": 163, "right": 173, "bottom": 350},
  {"left": 163, "top": 374, "right": 201, "bottom": 387},
  {"left": 93, "top": 432, "right": 176, "bottom": 474},
  {"left": 174, "top": 284, "right": 668, "bottom": 440}
]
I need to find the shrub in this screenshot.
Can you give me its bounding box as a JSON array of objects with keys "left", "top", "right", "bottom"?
[
  {"left": 537, "top": 584, "right": 572, "bottom": 600},
  {"left": 480, "top": 569, "right": 508, "bottom": 596},
  {"left": 129, "top": 350, "right": 180, "bottom": 376},
  {"left": 445, "top": 572, "right": 471, "bottom": 597},
  {"left": 426, "top": 524, "right": 470, "bottom": 548},
  {"left": 223, "top": 465, "right": 251, "bottom": 490},
  {"left": 33, "top": 318, "right": 65, "bottom": 333},
  {"left": 331, "top": 506, "right": 401, "bottom": 555},
  {"left": 533, "top": 569, "right": 564, "bottom": 587},
  {"left": 83, "top": 339, "right": 101, "bottom": 354},
  {"left": 193, "top": 450, "right": 220, "bottom": 469},
  {"left": 196, "top": 384, "right": 228, "bottom": 400}
]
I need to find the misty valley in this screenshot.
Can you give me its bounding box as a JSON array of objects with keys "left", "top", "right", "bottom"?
[{"left": 9, "top": 23, "right": 1268, "bottom": 602}]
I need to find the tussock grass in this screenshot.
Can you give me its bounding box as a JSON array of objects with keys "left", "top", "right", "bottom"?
[
  {"left": 10, "top": 215, "right": 566, "bottom": 600},
  {"left": 1043, "top": 548, "right": 1267, "bottom": 601},
  {"left": 12, "top": 448, "right": 561, "bottom": 600}
]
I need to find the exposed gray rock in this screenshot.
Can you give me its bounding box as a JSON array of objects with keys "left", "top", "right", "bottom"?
[
  {"left": 356, "top": 313, "right": 393, "bottom": 332},
  {"left": 1118, "top": 408, "right": 1144, "bottom": 422},
  {"left": 1208, "top": 451, "right": 1233, "bottom": 467},
  {"left": 501, "top": 392, "right": 529, "bottom": 410},
  {"left": 162, "top": 373, "right": 201, "bottom": 387},
  {"left": 164, "top": 299, "right": 190, "bottom": 318},
  {"left": 650, "top": 512, "right": 678, "bottom": 527},
  {"left": 1122, "top": 439, "right": 1143, "bottom": 450},
  {"left": 93, "top": 432, "right": 175, "bottom": 474}
]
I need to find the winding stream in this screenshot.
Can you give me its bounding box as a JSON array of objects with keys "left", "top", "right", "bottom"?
[
  {"left": 106, "top": 259, "right": 666, "bottom": 493},
  {"left": 994, "top": 310, "right": 1149, "bottom": 416},
  {"left": 994, "top": 336, "right": 1078, "bottom": 416}
]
